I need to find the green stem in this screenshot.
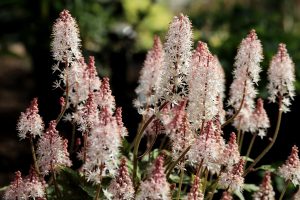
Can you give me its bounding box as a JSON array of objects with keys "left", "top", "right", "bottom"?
[
  {"left": 56, "top": 62, "right": 69, "bottom": 124},
  {"left": 51, "top": 163, "right": 62, "bottom": 199},
  {"left": 133, "top": 102, "right": 168, "bottom": 187},
  {"left": 221, "top": 86, "right": 246, "bottom": 128},
  {"left": 30, "top": 136, "right": 40, "bottom": 176},
  {"left": 244, "top": 132, "right": 257, "bottom": 168},
  {"left": 176, "top": 167, "right": 185, "bottom": 200},
  {"left": 70, "top": 122, "right": 76, "bottom": 153},
  {"left": 244, "top": 107, "right": 283, "bottom": 177},
  {"left": 94, "top": 184, "right": 102, "bottom": 200},
  {"left": 279, "top": 180, "right": 290, "bottom": 200},
  {"left": 138, "top": 131, "right": 158, "bottom": 159},
  {"left": 202, "top": 168, "right": 209, "bottom": 196},
  {"left": 239, "top": 131, "right": 245, "bottom": 153},
  {"left": 166, "top": 146, "right": 191, "bottom": 178}
]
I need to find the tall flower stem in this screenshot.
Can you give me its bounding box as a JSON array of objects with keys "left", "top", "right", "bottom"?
[
  {"left": 244, "top": 132, "right": 258, "bottom": 168},
  {"left": 132, "top": 101, "right": 168, "bottom": 186},
  {"left": 69, "top": 122, "right": 76, "bottom": 153},
  {"left": 244, "top": 102, "right": 283, "bottom": 176},
  {"left": 176, "top": 167, "right": 185, "bottom": 200},
  {"left": 239, "top": 131, "right": 245, "bottom": 153},
  {"left": 29, "top": 136, "right": 40, "bottom": 176},
  {"left": 94, "top": 163, "right": 104, "bottom": 200},
  {"left": 221, "top": 86, "right": 246, "bottom": 128},
  {"left": 202, "top": 168, "right": 209, "bottom": 196},
  {"left": 166, "top": 146, "right": 191, "bottom": 178},
  {"left": 51, "top": 163, "right": 62, "bottom": 199},
  {"left": 279, "top": 180, "right": 290, "bottom": 200}
]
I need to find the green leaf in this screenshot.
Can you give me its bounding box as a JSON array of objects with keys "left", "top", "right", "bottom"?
[
  {"left": 255, "top": 165, "right": 276, "bottom": 172},
  {"left": 234, "top": 190, "right": 245, "bottom": 200},
  {"left": 242, "top": 156, "right": 254, "bottom": 162},
  {"left": 243, "top": 183, "right": 259, "bottom": 192}
]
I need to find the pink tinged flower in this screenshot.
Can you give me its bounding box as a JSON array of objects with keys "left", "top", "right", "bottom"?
[
  {"left": 215, "top": 56, "right": 226, "bottom": 124},
  {"left": 4, "top": 171, "right": 26, "bottom": 200},
  {"left": 37, "top": 120, "right": 72, "bottom": 175},
  {"left": 134, "top": 36, "right": 164, "bottom": 115},
  {"left": 136, "top": 155, "right": 171, "bottom": 200},
  {"left": 219, "top": 159, "right": 245, "bottom": 192},
  {"left": 96, "top": 77, "right": 116, "bottom": 113},
  {"left": 267, "top": 43, "right": 295, "bottom": 113},
  {"left": 156, "top": 14, "right": 193, "bottom": 104},
  {"left": 108, "top": 158, "right": 134, "bottom": 200},
  {"left": 220, "top": 191, "right": 233, "bottom": 200},
  {"left": 83, "top": 107, "right": 122, "bottom": 184},
  {"left": 187, "top": 42, "right": 224, "bottom": 129},
  {"left": 164, "top": 100, "right": 194, "bottom": 160},
  {"left": 187, "top": 176, "right": 204, "bottom": 200},
  {"left": 253, "top": 172, "right": 275, "bottom": 200},
  {"left": 188, "top": 121, "right": 225, "bottom": 174},
  {"left": 51, "top": 9, "right": 82, "bottom": 64},
  {"left": 222, "top": 132, "right": 240, "bottom": 168},
  {"left": 228, "top": 30, "right": 263, "bottom": 131},
  {"left": 115, "top": 107, "right": 128, "bottom": 137},
  {"left": 250, "top": 98, "right": 270, "bottom": 138},
  {"left": 17, "top": 98, "right": 44, "bottom": 140},
  {"left": 278, "top": 145, "right": 300, "bottom": 186},
  {"left": 73, "top": 93, "right": 99, "bottom": 132},
  {"left": 23, "top": 168, "right": 46, "bottom": 199}
]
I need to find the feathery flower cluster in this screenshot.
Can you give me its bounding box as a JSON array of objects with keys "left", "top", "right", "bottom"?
[
  {"left": 187, "top": 42, "right": 225, "bottom": 129},
  {"left": 219, "top": 159, "right": 245, "bottom": 192},
  {"left": 268, "top": 43, "right": 295, "bottom": 112},
  {"left": 188, "top": 121, "right": 225, "bottom": 174},
  {"left": 136, "top": 155, "right": 170, "bottom": 200},
  {"left": 51, "top": 9, "right": 81, "bottom": 63},
  {"left": 222, "top": 132, "right": 240, "bottom": 167},
  {"left": 108, "top": 158, "right": 134, "bottom": 200},
  {"left": 37, "top": 120, "right": 72, "bottom": 175},
  {"left": 253, "top": 172, "right": 275, "bottom": 200},
  {"left": 186, "top": 176, "right": 204, "bottom": 200},
  {"left": 220, "top": 191, "right": 233, "bottom": 200},
  {"left": 156, "top": 14, "right": 193, "bottom": 104},
  {"left": 278, "top": 145, "right": 300, "bottom": 186},
  {"left": 229, "top": 30, "right": 263, "bottom": 132},
  {"left": 251, "top": 98, "right": 270, "bottom": 138},
  {"left": 134, "top": 36, "right": 164, "bottom": 115},
  {"left": 4, "top": 171, "right": 45, "bottom": 200},
  {"left": 17, "top": 98, "right": 44, "bottom": 140}
]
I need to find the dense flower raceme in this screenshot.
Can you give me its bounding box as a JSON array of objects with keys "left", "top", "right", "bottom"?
[
  {"left": 136, "top": 155, "right": 170, "bottom": 200},
  {"left": 268, "top": 43, "right": 295, "bottom": 112},
  {"left": 229, "top": 30, "right": 263, "bottom": 132},
  {"left": 37, "top": 120, "right": 72, "bottom": 175},
  {"left": 156, "top": 13, "right": 193, "bottom": 105},
  {"left": 222, "top": 132, "right": 240, "bottom": 167},
  {"left": 250, "top": 98, "right": 270, "bottom": 138},
  {"left": 17, "top": 98, "right": 44, "bottom": 140},
  {"left": 4, "top": 171, "right": 45, "bottom": 200},
  {"left": 253, "top": 172, "right": 275, "bottom": 200},
  {"left": 108, "top": 158, "right": 135, "bottom": 200},
  {"left": 278, "top": 145, "right": 300, "bottom": 186},
  {"left": 134, "top": 36, "right": 164, "bottom": 115},
  {"left": 51, "top": 9, "right": 81, "bottom": 63},
  {"left": 220, "top": 191, "right": 233, "bottom": 200},
  {"left": 187, "top": 41, "right": 225, "bottom": 130},
  {"left": 186, "top": 176, "right": 204, "bottom": 200}
]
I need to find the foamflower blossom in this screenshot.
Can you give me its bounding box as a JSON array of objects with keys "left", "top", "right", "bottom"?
[
  {"left": 250, "top": 98, "right": 270, "bottom": 138},
  {"left": 4, "top": 170, "right": 45, "bottom": 200},
  {"left": 17, "top": 98, "right": 44, "bottom": 140},
  {"left": 186, "top": 176, "right": 204, "bottom": 200},
  {"left": 108, "top": 158, "right": 134, "bottom": 200},
  {"left": 156, "top": 13, "right": 192, "bottom": 104},
  {"left": 187, "top": 42, "right": 224, "bottom": 130},
  {"left": 37, "top": 120, "right": 72, "bottom": 175},
  {"left": 134, "top": 36, "right": 164, "bottom": 114},
  {"left": 219, "top": 159, "right": 245, "bottom": 192},
  {"left": 268, "top": 43, "right": 295, "bottom": 112},
  {"left": 51, "top": 9, "right": 81, "bottom": 63},
  {"left": 278, "top": 145, "right": 300, "bottom": 186},
  {"left": 136, "top": 155, "right": 171, "bottom": 200},
  {"left": 229, "top": 30, "right": 263, "bottom": 132},
  {"left": 253, "top": 172, "right": 275, "bottom": 200},
  {"left": 222, "top": 132, "right": 240, "bottom": 168},
  {"left": 220, "top": 191, "right": 233, "bottom": 200}
]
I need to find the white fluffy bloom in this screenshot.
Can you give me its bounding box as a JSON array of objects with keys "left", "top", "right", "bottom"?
[
  {"left": 268, "top": 43, "right": 295, "bottom": 113},
  {"left": 187, "top": 42, "right": 224, "bottom": 129},
  {"left": 229, "top": 30, "right": 263, "bottom": 132},
  {"left": 156, "top": 14, "right": 193, "bottom": 104},
  {"left": 253, "top": 172, "right": 275, "bottom": 200},
  {"left": 17, "top": 98, "right": 44, "bottom": 140},
  {"left": 51, "top": 9, "right": 81, "bottom": 63},
  {"left": 37, "top": 120, "right": 72, "bottom": 175},
  {"left": 134, "top": 36, "right": 164, "bottom": 114}
]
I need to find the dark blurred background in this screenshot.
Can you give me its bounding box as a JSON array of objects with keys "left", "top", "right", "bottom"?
[{"left": 0, "top": 0, "right": 300, "bottom": 196}]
